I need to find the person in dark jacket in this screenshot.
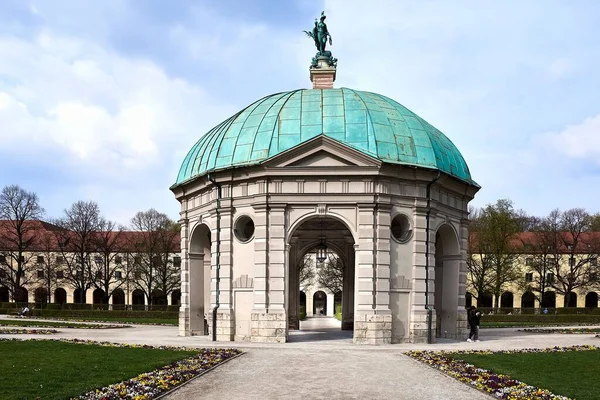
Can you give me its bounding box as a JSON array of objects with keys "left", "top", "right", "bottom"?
[{"left": 467, "top": 307, "right": 481, "bottom": 342}]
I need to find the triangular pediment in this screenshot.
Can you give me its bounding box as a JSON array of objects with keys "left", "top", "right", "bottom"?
[{"left": 263, "top": 135, "right": 382, "bottom": 169}]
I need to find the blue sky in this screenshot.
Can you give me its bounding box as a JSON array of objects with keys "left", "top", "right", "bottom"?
[{"left": 1, "top": 0, "right": 600, "bottom": 224}]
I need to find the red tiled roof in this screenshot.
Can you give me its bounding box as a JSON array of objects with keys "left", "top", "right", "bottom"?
[{"left": 0, "top": 220, "right": 180, "bottom": 253}]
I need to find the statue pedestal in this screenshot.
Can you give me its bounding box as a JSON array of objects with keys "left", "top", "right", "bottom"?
[{"left": 310, "top": 57, "right": 336, "bottom": 89}]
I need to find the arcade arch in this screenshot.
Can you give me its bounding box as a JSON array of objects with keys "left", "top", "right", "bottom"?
[
  {"left": 434, "top": 223, "right": 460, "bottom": 338},
  {"left": 187, "top": 223, "right": 212, "bottom": 335},
  {"left": 287, "top": 216, "right": 355, "bottom": 334}
]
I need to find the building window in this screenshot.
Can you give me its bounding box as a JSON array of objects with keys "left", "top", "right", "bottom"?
[
  {"left": 569, "top": 257, "right": 576, "bottom": 267},
  {"left": 546, "top": 273, "right": 554, "bottom": 284},
  {"left": 115, "top": 271, "right": 122, "bottom": 279},
  {"left": 37, "top": 255, "right": 44, "bottom": 264},
  {"left": 56, "top": 270, "right": 64, "bottom": 279},
  {"left": 525, "top": 257, "right": 533, "bottom": 266},
  {"left": 134, "top": 256, "right": 141, "bottom": 265},
  {"left": 525, "top": 273, "right": 533, "bottom": 283},
  {"left": 37, "top": 270, "right": 44, "bottom": 279},
  {"left": 0, "top": 270, "right": 6, "bottom": 278},
  {"left": 115, "top": 256, "right": 122, "bottom": 264},
  {"left": 134, "top": 270, "right": 142, "bottom": 280},
  {"left": 590, "top": 258, "right": 597, "bottom": 266},
  {"left": 547, "top": 257, "right": 555, "bottom": 265},
  {"left": 56, "top": 256, "right": 64, "bottom": 264},
  {"left": 173, "top": 256, "right": 181, "bottom": 267},
  {"left": 95, "top": 256, "right": 103, "bottom": 264},
  {"left": 96, "top": 271, "right": 103, "bottom": 279},
  {"left": 0, "top": 255, "right": 5, "bottom": 263}
]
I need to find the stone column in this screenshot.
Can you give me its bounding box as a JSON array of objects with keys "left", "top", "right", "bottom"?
[
  {"left": 251, "top": 203, "right": 287, "bottom": 343},
  {"left": 214, "top": 206, "right": 234, "bottom": 341},
  {"left": 326, "top": 293, "right": 335, "bottom": 317},
  {"left": 178, "top": 218, "right": 190, "bottom": 336},
  {"left": 288, "top": 242, "right": 300, "bottom": 330},
  {"left": 353, "top": 205, "right": 392, "bottom": 344},
  {"left": 456, "top": 218, "right": 470, "bottom": 338},
  {"left": 409, "top": 207, "right": 436, "bottom": 343},
  {"left": 342, "top": 242, "right": 355, "bottom": 330}
]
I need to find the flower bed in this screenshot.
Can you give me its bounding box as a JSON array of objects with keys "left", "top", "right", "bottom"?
[
  {"left": 0, "top": 321, "right": 131, "bottom": 329},
  {"left": 405, "top": 345, "right": 598, "bottom": 399},
  {"left": 0, "top": 328, "right": 58, "bottom": 334},
  {"left": 519, "top": 328, "right": 600, "bottom": 334},
  {"left": 0, "top": 338, "right": 242, "bottom": 399}
]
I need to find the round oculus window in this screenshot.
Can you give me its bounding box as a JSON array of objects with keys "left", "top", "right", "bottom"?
[
  {"left": 391, "top": 214, "right": 412, "bottom": 243},
  {"left": 234, "top": 215, "right": 255, "bottom": 242}
]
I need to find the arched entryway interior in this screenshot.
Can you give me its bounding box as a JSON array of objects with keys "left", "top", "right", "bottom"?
[
  {"left": 287, "top": 216, "right": 355, "bottom": 341},
  {"left": 434, "top": 224, "right": 460, "bottom": 338},
  {"left": 188, "top": 223, "right": 211, "bottom": 335}
]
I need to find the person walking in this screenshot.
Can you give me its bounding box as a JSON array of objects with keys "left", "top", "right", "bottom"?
[{"left": 467, "top": 307, "right": 481, "bottom": 342}]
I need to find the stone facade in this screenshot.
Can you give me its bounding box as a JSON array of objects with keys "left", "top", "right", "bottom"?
[{"left": 172, "top": 135, "right": 479, "bottom": 344}]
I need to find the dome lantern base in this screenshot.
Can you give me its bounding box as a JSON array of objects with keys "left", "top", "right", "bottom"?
[{"left": 310, "top": 56, "right": 336, "bottom": 89}]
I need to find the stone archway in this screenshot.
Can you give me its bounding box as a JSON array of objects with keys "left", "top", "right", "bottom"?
[
  {"left": 54, "top": 288, "right": 67, "bottom": 305},
  {"left": 434, "top": 224, "right": 460, "bottom": 338},
  {"left": 0, "top": 286, "right": 8, "bottom": 302},
  {"left": 112, "top": 289, "right": 125, "bottom": 307},
  {"left": 501, "top": 292, "right": 514, "bottom": 309},
  {"left": 287, "top": 215, "right": 355, "bottom": 338},
  {"left": 585, "top": 292, "right": 598, "bottom": 308},
  {"left": 521, "top": 291, "right": 535, "bottom": 309},
  {"left": 313, "top": 291, "right": 327, "bottom": 315},
  {"left": 132, "top": 289, "right": 145, "bottom": 306},
  {"left": 185, "top": 223, "right": 211, "bottom": 335}
]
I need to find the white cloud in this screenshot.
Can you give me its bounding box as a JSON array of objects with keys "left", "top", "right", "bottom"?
[
  {"left": 0, "top": 29, "right": 237, "bottom": 222},
  {"left": 544, "top": 114, "right": 600, "bottom": 160}
]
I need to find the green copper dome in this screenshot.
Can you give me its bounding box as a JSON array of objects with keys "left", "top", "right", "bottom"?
[{"left": 174, "top": 88, "right": 475, "bottom": 186}]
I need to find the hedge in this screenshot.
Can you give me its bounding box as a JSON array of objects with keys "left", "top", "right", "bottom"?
[
  {"left": 0, "top": 308, "right": 178, "bottom": 320},
  {"left": 482, "top": 314, "right": 600, "bottom": 324},
  {"left": 299, "top": 305, "right": 306, "bottom": 321}
]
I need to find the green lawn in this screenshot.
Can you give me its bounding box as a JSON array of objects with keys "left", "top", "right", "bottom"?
[
  {"left": 32, "top": 316, "right": 177, "bottom": 325},
  {"left": 481, "top": 321, "right": 597, "bottom": 328},
  {"left": 451, "top": 349, "right": 600, "bottom": 400},
  {"left": 0, "top": 340, "right": 196, "bottom": 400},
  {"left": 0, "top": 320, "right": 122, "bottom": 329}
]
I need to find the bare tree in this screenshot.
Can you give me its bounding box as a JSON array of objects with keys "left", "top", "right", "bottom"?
[
  {"left": 550, "top": 208, "right": 600, "bottom": 307},
  {"left": 316, "top": 252, "right": 344, "bottom": 294},
  {"left": 34, "top": 231, "right": 63, "bottom": 303},
  {"left": 0, "top": 185, "right": 45, "bottom": 301},
  {"left": 518, "top": 209, "right": 561, "bottom": 307},
  {"left": 89, "top": 219, "right": 126, "bottom": 305},
  {"left": 129, "top": 209, "right": 179, "bottom": 305},
  {"left": 52, "top": 201, "right": 103, "bottom": 304},
  {"left": 475, "top": 199, "right": 523, "bottom": 309},
  {"left": 297, "top": 253, "right": 316, "bottom": 290},
  {"left": 467, "top": 207, "right": 494, "bottom": 303},
  {"left": 153, "top": 220, "right": 181, "bottom": 304}
]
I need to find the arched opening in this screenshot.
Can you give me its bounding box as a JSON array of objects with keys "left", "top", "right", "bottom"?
[
  {"left": 14, "top": 287, "right": 28, "bottom": 303},
  {"left": 564, "top": 291, "right": 577, "bottom": 308},
  {"left": 54, "top": 288, "right": 67, "bottom": 305},
  {"left": 585, "top": 292, "right": 598, "bottom": 308},
  {"left": 478, "top": 292, "right": 493, "bottom": 308},
  {"left": 171, "top": 289, "right": 181, "bottom": 306},
  {"left": 434, "top": 224, "right": 460, "bottom": 338},
  {"left": 500, "top": 292, "right": 514, "bottom": 309},
  {"left": 0, "top": 286, "right": 10, "bottom": 302},
  {"left": 132, "top": 289, "right": 145, "bottom": 306},
  {"left": 465, "top": 292, "right": 473, "bottom": 308},
  {"left": 151, "top": 289, "right": 167, "bottom": 306},
  {"left": 73, "top": 288, "right": 83, "bottom": 304},
  {"left": 187, "top": 223, "right": 211, "bottom": 335},
  {"left": 313, "top": 290, "right": 327, "bottom": 315},
  {"left": 93, "top": 289, "right": 106, "bottom": 305},
  {"left": 521, "top": 291, "right": 535, "bottom": 309},
  {"left": 299, "top": 291, "right": 307, "bottom": 320},
  {"left": 287, "top": 215, "right": 355, "bottom": 341},
  {"left": 542, "top": 291, "right": 556, "bottom": 308},
  {"left": 34, "top": 287, "right": 48, "bottom": 306},
  {"left": 112, "top": 289, "right": 125, "bottom": 307}
]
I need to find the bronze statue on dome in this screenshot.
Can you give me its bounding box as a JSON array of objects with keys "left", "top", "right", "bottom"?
[{"left": 303, "top": 11, "right": 337, "bottom": 68}]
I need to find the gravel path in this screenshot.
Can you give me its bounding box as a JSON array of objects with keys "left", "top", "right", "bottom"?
[{"left": 2, "top": 315, "right": 599, "bottom": 399}]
